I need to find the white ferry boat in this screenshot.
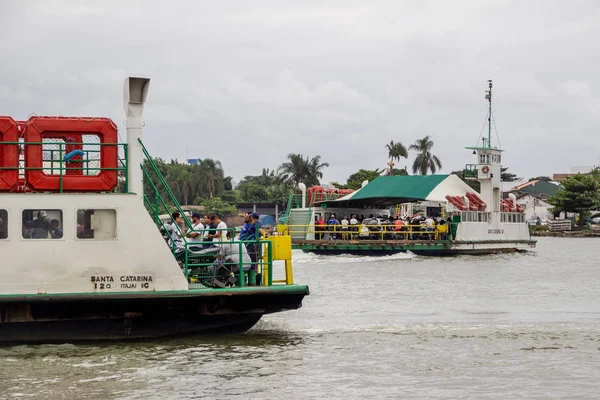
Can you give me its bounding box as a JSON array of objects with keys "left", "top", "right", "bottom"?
[
  {"left": 281, "top": 81, "right": 536, "bottom": 255},
  {"left": 0, "top": 77, "right": 309, "bottom": 344}
]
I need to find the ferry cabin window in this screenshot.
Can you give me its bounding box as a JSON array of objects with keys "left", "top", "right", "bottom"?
[
  {"left": 0, "top": 209, "right": 7, "bottom": 239},
  {"left": 77, "top": 209, "right": 117, "bottom": 239},
  {"left": 22, "top": 209, "right": 63, "bottom": 239}
]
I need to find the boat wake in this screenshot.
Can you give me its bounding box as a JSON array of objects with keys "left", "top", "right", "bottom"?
[{"left": 292, "top": 250, "right": 417, "bottom": 265}]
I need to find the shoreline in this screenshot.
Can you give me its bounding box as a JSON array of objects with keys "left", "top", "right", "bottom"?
[{"left": 531, "top": 230, "right": 600, "bottom": 238}]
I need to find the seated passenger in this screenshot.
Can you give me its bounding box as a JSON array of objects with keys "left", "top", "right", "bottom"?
[
  {"left": 31, "top": 210, "right": 50, "bottom": 239},
  {"left": 50, "top": 219, "right": 63, "bottom": 239},
  {"left": 169, "top": 212, "right": 187, "bottom": 258}
]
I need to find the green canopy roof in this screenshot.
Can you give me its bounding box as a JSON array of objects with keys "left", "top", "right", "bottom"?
[{"left": 321, "top": 175, "right": 476, "bottom": 207}]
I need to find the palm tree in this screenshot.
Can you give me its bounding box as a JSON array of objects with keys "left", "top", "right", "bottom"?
[
  {"left": 278, "top": 153, "right": 329, "bottom": 187},
  {"left": 278, "top": 154, "right": 307, "bottom": 188},
  {"left": 386, "top": 140, "right": 408, "bottom": 163},
  {"left": 409, "top": 135, "right": 442, "bottom": 175},
  {"left": 197, "top": 158, "right": 225, "bottom": 199},
  {"left": 305, "top": 155, "right": 329, "bottom": 186}
]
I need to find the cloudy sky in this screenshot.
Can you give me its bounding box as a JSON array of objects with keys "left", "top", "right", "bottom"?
[{"left": 1, "top": 0, "right": 599, "bottom": 185}]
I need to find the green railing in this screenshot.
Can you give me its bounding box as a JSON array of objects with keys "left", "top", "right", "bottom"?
[
  {"left": 138, "top": 139, "right": 276, "bottom": 288},
  {"left": 287, "top": 223, "right": 454, "bottom": 241},
  {"left": 0, "top": 141, "right": 128, "bottom": 192},
  {"left": 278, "top": 193, "right": 303, "bottom": 224}
]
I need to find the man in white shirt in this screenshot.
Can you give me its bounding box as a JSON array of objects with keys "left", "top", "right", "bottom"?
[
  {"left": 207, "top": 214, "right": 228, "bottom": 243},
  {"left": 341, "top": 216, "right": 349, "bottom": 240},
  {"left": 185, "top": 212, "right": 205, "bottom": 247},
  {"left": 349, "top": 214, "right": 359, "bottom": 239},
  {"left": 425, "top": 216, "right": 434, "bottom": 229}
]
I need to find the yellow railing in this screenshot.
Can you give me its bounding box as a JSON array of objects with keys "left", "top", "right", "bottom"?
[{"left": 283, "top": 223, "right": 450, "bottom": 241}]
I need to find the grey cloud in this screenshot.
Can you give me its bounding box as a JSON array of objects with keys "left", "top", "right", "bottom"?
[{"left": 1, "top": 0, "right": 599, "bottom": 184}]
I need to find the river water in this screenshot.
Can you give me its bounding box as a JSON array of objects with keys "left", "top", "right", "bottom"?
[{"left": 1, "top": 237, "right": 599, "bottom": 399}]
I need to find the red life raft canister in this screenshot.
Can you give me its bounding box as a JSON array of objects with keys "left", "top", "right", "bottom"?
[
  {"left": 24, "top": 117, "right": 119, "bottom": 192},
  {"left": 0, "top": 117, "right": 20, "bottom": 191}
]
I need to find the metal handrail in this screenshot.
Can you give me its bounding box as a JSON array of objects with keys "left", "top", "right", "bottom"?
[{"left": 138, "top": 138, "right": 195, "bottom": 231}]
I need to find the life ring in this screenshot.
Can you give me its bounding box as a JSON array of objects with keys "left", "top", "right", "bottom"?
[{"left": 481, "top": 166, "right": 490, "bottom": 174}]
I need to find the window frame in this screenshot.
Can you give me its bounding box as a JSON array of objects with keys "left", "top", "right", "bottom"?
[
  {"left": 0, "top": 209, "right": 7, "bottom": 240},
  {"left": 75, "top": 208, "right": 118, "bottom": 240},
  {"left": 21, "top": 209, "right": 64, "bottom": 240}
]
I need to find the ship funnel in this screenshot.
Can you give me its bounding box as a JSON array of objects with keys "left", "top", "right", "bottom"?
[
  {"left": 508, "top": 192, "right": 517, "bottom": 211},
  {"left": 298, "top": 183, "right": 306, "bottom": 208},
  {"left": 124, "top": 77, "right": 150, "bottom": 200}
]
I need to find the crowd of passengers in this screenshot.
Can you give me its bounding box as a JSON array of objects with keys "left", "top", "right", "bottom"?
[
  {"left": 165, "top": 211, "right": 265, "bottom": 285},
  {"left": 314, "top": 213, "right": 449, "bottom": 240}
]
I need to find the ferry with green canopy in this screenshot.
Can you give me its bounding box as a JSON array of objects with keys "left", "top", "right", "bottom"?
[{"left": 279, "top": 81, "right": 536, "bottom": 256}]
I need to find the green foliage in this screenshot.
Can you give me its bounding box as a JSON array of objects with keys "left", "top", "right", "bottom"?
[
  {"left": 236, "top": 168, "right": 292, "bottom": 204},
  {"left": 589, "top": 167, "right": 600, "bottom": 183},
  {"left": 386, "top": 140, "right": 408, "bottom": 163},
  {"left": 529, "top": 176, "right": 552, "bottom": 182},
  {"left": 239, "top": 182, "right": 269, "bottom": 202},
  {"left": 532, "top": 225, "right": 550, "bottom": 232},
  {"left": 345, "top": 169, "right": 382, "bottom": 189},
  {"left": 451, "top": 169, "right": 481, "bottom": 192},
  {"left": 200, "top": 197, "right": 237, "bottom": 217},
  {"left": 219, "top": 190, "right": 241, "bottom": 203},
  {"left": 501, "top": 167, "right": 519, "bottom": 182},
  {"left": 548, "top": 174, "right": 600, "bottom": 223},
  {"left": 409, "top": 135, "right": 442, "bottom": 175},
  {"left": 143, "top": 157, "right": 232, "bottom": 206},
  {"left": 278, "top": 153, "right": 329, "bottom": 187},
  {"left": 391, "top": 168, "right": 409, "bottom": 176}
]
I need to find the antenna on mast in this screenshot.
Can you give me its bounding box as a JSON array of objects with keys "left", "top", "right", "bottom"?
[{"left": 485, "top": 80, "right": 492, "bottom": 149}]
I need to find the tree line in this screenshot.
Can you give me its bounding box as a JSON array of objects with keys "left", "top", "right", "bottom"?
[{"left": 143, "top": 136, "right": 600, "bottom": 223}]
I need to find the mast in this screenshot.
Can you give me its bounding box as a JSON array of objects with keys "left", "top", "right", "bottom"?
[{"left": 485, "top": 79, "right": 492, "bottom": 149}]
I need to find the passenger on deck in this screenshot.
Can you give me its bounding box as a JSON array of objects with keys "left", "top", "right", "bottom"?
[
  {"left": 239, "top": 213, "right": 252, "bottom": 241},
  {"left": 394, "top": 217, "right": 404, "bottom": 232},
  {"left": 425, "top": 215, "right": 435, "bottom": 240},
  {"left": 349, "top": 214, "right": 359, "bottom": 238},
  {"left": 327, "top": 214, "right": 339, "bottom": 240},
  {"left": 185, "top": 212, "right": 205, "bottom": 247},
  {"left": 341, "top": 216, "right": 349, "bottom": 240},
  {"left": 425, "top": 216, "right": 434, "bottom": 231},
  {"left": 316, "top": 215, "right": 325, "bottom": 240},
  {"left": 245, "top": 212, "right": 264, "bottom": 272},
  {"left": 203, "top": 214, "right": 215, "bottom": 249},
  {"left": 169, "top": 212, "right": 187, "bottom": 258},
  {"left": 207, "top": 214, "right": 228, "bottom": 243}
]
